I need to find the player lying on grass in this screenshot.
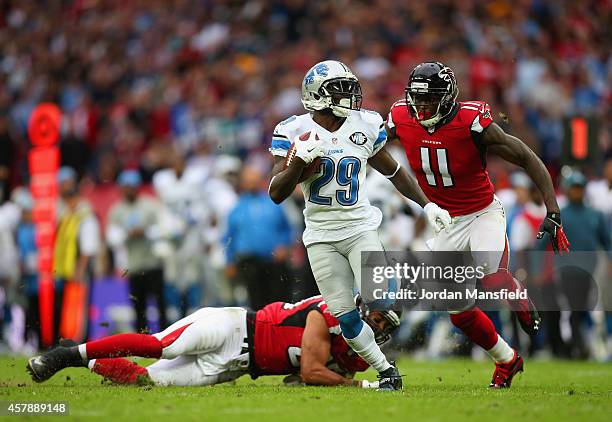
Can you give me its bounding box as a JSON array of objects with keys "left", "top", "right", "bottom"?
[{"left": 27, "top": 296, "right": 400, "bottom": 388}]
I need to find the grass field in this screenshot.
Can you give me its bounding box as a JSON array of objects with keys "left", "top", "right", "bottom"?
[{"left": 1, "top": 356, "right": 611, "bottom": 421}]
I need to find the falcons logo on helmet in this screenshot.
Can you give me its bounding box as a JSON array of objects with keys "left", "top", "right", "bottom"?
[{"left": 438, "top": 67, "right": 455, "bottom": 84}]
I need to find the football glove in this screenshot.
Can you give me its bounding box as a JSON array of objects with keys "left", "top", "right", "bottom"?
[
  {"left": 536, "top": 212, "right": 570, "bottom": 255},
  {"left": 424, "top": 202, "right": 452, "bottom": 233},
  {"left": 293, "top": 132, "right": 324, "bottom": 164}
]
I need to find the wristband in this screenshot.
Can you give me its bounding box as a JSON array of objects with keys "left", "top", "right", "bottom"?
[{"left": 384, "top": 162, "right": 401, "bottom": 179}]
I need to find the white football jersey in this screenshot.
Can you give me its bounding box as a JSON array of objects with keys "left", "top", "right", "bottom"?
[{"left": 270, "top": 109, "right": 387, "bottom": 246}]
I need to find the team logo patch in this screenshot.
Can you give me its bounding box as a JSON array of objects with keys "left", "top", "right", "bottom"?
[{"left": 349, "top": 132, "right": 367, "bottom": 145}]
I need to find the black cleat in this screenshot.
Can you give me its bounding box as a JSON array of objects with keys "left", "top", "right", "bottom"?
[
  {"left": 515, "top": 303, "right": 541, "bottom": 337},
  {"left": 510, "top": 280, "right": 542, "bottom": 336},
  {"left": 27, "top": 345, "right": 84, "bottom": 383},
  {"left": 377, "top": 362, "right": 403, "bottom": 391},
  {"left": 27, "top": 354, "right": 59, "bottom": 383}
]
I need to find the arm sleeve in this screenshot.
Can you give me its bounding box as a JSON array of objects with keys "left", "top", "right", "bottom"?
[
  {"left": 269, "top": 118, "right": 295, "bottom": 158},
  {"left": 369, "top": 113, "right": 387, "bottom": 158}
]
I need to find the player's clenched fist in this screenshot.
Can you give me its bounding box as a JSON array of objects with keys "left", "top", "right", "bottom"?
[
  {"left": 292, "top": 131, "right": 324, "bottom": 164},
  {"left": 424, "top": 202, "right": 452, "bottom": 233}
]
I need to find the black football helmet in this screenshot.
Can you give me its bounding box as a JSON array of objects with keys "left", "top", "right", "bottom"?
[
  {"left": 405, "top": 61, "right": 458, "bottom": 128},
  {"left": 355, "top": 295, "right": 402, "bottom": 346}
]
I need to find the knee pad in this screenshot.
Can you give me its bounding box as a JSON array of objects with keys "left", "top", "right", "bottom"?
[{"left": 337, "top": 309, "right": 364, "bottom": 339}]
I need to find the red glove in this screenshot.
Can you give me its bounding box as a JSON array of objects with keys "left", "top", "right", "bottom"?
[{"left": 537, "top": 212, "right": 571, "bottom": 255}]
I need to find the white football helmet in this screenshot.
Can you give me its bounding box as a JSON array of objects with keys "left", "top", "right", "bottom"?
[{"left": 301, "top": 60, "right": 362, "bottom": 118}]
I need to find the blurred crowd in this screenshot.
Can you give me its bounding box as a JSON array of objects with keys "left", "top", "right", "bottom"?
[{"left": 0, "top": 0, "right": 610, "bottom": 359}]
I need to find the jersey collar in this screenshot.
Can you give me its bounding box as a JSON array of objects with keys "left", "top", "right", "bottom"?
[
  {"left": 424, "top": 102, "right": 459, "bottom": 134},
  {"left": 308, "top": 112, "right": 351, "bottom": 135}
]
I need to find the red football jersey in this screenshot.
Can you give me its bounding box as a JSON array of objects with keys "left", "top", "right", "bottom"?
[
  {"left": 388, "top": 100, "right": 495, "bottom": 216},
  {"left": 253, "top": 296, "right": 368, "bottom": 375}
]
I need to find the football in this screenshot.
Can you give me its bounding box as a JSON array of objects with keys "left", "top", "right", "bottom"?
[{"left": 284, "top": 131, "right": 322, "bottom": 182}]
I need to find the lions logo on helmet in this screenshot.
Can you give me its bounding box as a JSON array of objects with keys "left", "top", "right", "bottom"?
[{"left": 301, "top": 60, "right": 363, "bottom": 118}]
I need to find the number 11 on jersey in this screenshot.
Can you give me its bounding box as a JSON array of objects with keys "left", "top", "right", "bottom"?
[{"left": 420, "top": 147, "right": 454, "bottom": 187}]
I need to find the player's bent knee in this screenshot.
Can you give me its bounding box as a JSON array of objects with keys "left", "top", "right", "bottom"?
[
  {"left": 153, "top": 323, "right": 195, "bottom": 359},
  {"left": 337, "top": 309, "right": 364, "bottom": 339},
  {"left": 321, "top": 294, "right": 355, "bottom": 318},
  {"left": 481, "top": 270, "right": 514, "bottom": 291}
]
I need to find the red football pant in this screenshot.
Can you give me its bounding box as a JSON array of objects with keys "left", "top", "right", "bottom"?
[
  {"left": 450, "top": 307, "right": 498, "bottom": 350},
  {"left": 481, "top": 270, "right": 520, "bottom": 292}
]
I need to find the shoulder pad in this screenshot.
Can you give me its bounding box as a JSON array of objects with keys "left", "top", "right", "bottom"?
[
  {"left": 391, "top": 99, "right": 407, "bottom": 109},
  {"left": 357, "top": 109, "right": 384, "bottom": 126}
]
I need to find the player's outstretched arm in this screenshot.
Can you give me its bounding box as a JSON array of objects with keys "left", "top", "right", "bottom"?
[
  {"left": 369, "top": 147, "right": 452, "bottom": 232},
  {"left": 368, "top": 147, "right": 429, "bottom": 207},
  {"left": 481, "top": 123, "right": 570, "bottom": 253},
  {"left": 300, "top": 311, "right": 362, "bottom": 387},
  {"left": 481, "top": 123, "right": 560, "bottom": 213},
  {"left": 269, "top": 156, "right": 307, "bottom": 204}
]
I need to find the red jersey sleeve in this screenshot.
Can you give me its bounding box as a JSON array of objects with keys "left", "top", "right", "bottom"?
[
  {"left": 466, "top": 101, "right": 494, "bottom": 134},
  {"left": 387, "top": 99, "right": 408, "bottom": 132}
]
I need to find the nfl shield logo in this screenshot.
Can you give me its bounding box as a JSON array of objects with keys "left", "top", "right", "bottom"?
[{"left": 332, "top": 137, "right": 338, "bottom": 144}]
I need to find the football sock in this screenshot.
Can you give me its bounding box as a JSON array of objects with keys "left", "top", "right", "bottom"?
[
  {"left": 450, "top": 307, "right": 499, "bottom": 351},
  {"left": 486, "top": 335, "right": 515, "bottom": 363},
  {"left": 90, "top": 358, "right": 151, "bottom": 385},
  {"left": 78, "top": 333, "right": 163, "bottom": 362},
  {"left": 337, "top": 309, "right": 363, "bottom": 338},
  {"left": 339, "top": 311, "right": 391, "bottom": 373}
]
